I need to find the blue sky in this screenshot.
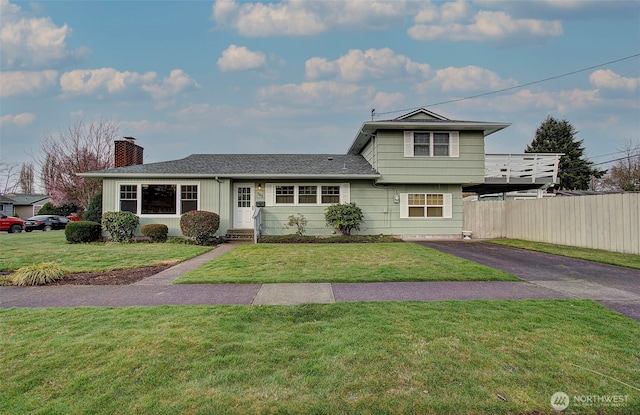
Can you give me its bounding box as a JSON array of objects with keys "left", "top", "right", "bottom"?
[{"left": 1, "top": 0, "right": 639, "bottom": 173}]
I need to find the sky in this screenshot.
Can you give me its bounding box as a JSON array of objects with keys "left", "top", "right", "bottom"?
[{"left": 1, "top": 0, "right": 639, "bottom": 176}]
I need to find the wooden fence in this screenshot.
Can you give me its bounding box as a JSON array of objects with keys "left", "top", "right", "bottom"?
[{"left": 463, "top": 193, "right": 640, "bottom": 254}]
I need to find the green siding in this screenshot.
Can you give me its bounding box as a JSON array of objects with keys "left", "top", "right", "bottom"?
[
  {"left": 374, "top": 130, "right": 485, "bottom": 184},
  {"left": 259, "top": 180, "right": 463, "bottom": 237},
  {"left": 102, "top": 178, "right": 231, "bottom": 237}
]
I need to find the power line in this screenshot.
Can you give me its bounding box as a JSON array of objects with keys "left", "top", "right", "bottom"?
[{"left": 374, "top": 53, "right": 640, "bottom": 118}]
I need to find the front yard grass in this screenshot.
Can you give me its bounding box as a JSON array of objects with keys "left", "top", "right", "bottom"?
[
  {"left": 174, "top": 243, "right": 519, "bottom": 284},
  {"left": 489, "top": 239, "right": 640, "bottom": 270},
  {"left": 2, "top": 300, "right": 638, "bottom": 415},
  {"left": 0, "top": 231, "right": 211, "bottom": 272}
]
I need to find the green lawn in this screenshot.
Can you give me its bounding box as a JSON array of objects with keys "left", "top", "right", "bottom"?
[
  {"left": 174, "top": 243, "right": 519, "bottom": 284},
  {"left": 0, "top": 231, "right": 211, "bottom": 272},
  {"left": 489, "top": 239, "right": 640, "bottom": 270},
  {"left": 1, "top": 300, "right": 638, "bottom": 415}
]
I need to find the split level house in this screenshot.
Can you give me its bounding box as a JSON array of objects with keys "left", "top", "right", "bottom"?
[{"left": 80, "top": 109, "right": 561, "bottom": 241}]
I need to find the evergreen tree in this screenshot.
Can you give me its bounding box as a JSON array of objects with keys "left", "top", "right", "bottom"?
[
  {"left": 84, "top": 193, "right": 103, "bottom": 223},
  {"left": 526, "top": 116, "right": 605, "bottom": 190}
]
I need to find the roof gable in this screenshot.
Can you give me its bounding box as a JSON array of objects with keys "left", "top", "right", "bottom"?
[{"left": 393, "top": 108, "right": 449, "bottom": 121}]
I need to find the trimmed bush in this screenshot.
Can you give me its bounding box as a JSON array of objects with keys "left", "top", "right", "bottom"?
[
  {"left": 102, "top": 211, "right": 139, "bottom": 243},
  {"left": 180, "top": 210, "right": 220, "bottom": 245},
  {"left": 324, "top": 202, "right": 364, "bottom": 236},
  {"left": 141, "top": 224, "right": 169, "bottom": 243},
  {"left": 65, "top": 221, "right": 102, "bottom": 243},
  {"left": 12, "top": 262, "right": 65, "bottom": 286}
]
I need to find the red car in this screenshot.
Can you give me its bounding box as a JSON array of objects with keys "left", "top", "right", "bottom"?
[{"left": 0, "top": 213, "right": 25, "bottom": 233}]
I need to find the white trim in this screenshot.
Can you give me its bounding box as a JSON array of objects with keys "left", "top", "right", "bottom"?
[
  {"left": 265, "top": 183, "right": 351, "bottom": 207},
  {"left": 403, "top": 131, "right": 459, "bottom": 158},
  {"left": 399, "top": 192, "right": 452, "bottom": 219}
]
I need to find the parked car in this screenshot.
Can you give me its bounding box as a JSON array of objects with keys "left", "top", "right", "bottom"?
[
  {"left": 0, "top": 213, "right": 25, "bottom": 233},
  {"left": 24, "top": 215, "right": 70, "bottom": 232}
]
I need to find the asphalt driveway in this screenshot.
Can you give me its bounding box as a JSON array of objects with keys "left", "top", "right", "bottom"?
[{"left": 418, "top": 241, "right": 640, "bottom": 321}]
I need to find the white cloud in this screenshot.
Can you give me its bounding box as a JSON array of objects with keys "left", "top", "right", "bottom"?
[
  {"left": 0, "top": 70, "right": 58, "bottom": 97},
  {"left": 258, "top": 81, "right": 375, "bottom": 105},
  {"left": 457, "top": 88, "right": 601, "bottom": 114},
  {"left": 423, "top": 65, "right": 518, "bottom": 92},
  {"left": 58, "top": 68, "right": 198, "bottom": 100},
  {"left": 305, "top": 48, "right": 431, "bottom": 82},
  {"left": 409, "top": 8, "right": 562, "bottom": 43},
  {"left": 212, "top": 0, "right": 411, "bottom": 37},
  {"left": 60, "top": 68, "right": 156, "bottom": 95},
  {"left": 0, "top": 0, "right": 89, "bottom": 69},
  {"left": 0, "top": 112, "right": 36, "bottom": 127},
  {"left": 589, "top": 69, "right": 639, "bottom": 91},
  {"left": 217, "top": 45, "right": 267, "bottom": 72},
  {"left": 141, "top": 69, "right": 201, "bottom": 100}
]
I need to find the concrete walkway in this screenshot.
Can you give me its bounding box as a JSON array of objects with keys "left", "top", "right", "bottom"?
[{"left": 1, "top": 242, "right": 638, "bottom": 321}]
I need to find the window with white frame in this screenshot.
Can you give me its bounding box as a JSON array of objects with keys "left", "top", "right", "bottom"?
[
  {"left": 267, "top": 183, "right": 349, "bottom": 206},
  {"left": 181, "top": 185, "right": 198, "bottom": 213},
  {"left": 120, "top": 185, "right": 137, "bottom": 213},
  {"left": 404, "top": 131, "right": 459, "bottom": 157},
  {"left": 321, "top": 186, "right": 340, "bottom": 204},
  {"left": 400, "top": 193, "right": 452, "bottom": 219},
  {"left": 118, "top": 183, "right": 199, "bottom": 215}
]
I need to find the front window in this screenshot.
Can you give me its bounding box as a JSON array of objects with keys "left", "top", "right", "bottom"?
[
  {"left": 181, "top": 185, "right": 198, "bottom": 214},
  {"left": 142, "top": 184, "right": 177, "bottom": 214},
  {"left": 120, "top": 185, "right": 137, "bottom": 213},
  {"left": 275, "top": 186, "right": 295, "bottom": 204},
  {"left": 321, "top": 186, "right": 340, "bottom": 204},
  {"left": 119, "top": 183, "right": 198, "bottom": 215},
  {"left": 408, "top": 193, "right": 444, "bottom": 218},
  {"left": 298, "top": 186, "right": 317, "bottom": 204}
]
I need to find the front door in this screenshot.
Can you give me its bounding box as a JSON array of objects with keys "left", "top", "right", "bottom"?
[{"left": 233, "top": 184, "right": 254, "bottom": 228}]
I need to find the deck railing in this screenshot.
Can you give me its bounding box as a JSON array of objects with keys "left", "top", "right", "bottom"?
[{"left": 484, "top": 153, "right": 562, "bottom": 184}]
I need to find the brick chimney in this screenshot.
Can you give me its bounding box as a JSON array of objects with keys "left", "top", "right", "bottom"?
[{"left": 114, "top": 137, "right": 144, "bottom": 168}]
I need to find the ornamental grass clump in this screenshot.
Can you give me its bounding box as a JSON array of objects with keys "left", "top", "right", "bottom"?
[
  {"left": 180, "top": 210, "right": 220, "bottom": 245},
  {"left": 12, "top": 262, "right": 65, "bottom": 286}
]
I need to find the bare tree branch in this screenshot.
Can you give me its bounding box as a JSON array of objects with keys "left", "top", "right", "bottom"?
[
  {"left": 0, "top": 160, "right": 21, "bottom": 194},
  {"left": 36, "top": 118, "right": 119, "bottom": 207}
]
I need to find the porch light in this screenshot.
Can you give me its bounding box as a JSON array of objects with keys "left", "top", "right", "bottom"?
[{"left": 257, "top": 183, "right": 263, "bottom": 190}]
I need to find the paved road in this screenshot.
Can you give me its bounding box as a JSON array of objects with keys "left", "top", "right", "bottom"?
[{"left": 418, "top": 241, "right": 640, "bottom": 321}]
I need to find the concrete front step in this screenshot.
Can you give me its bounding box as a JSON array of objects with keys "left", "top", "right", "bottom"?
[{"left": 224, "top": 228, "right": 254, "bottom": 241}]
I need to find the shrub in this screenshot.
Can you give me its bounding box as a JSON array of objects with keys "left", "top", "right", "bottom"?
[
  {"left": 38, "top": 202, "right": 56, "bottom": 215},
  {"left": 324, "top": 202, "right": 364, "bottom": 236},
  {"left": 12, "top": 262, "right": 65, "bottom": 286},
  {"left": 180, "top": 210, "right": 220, "bottom": 245},
  {"left": 285, "top": 214, "right": 308, "bottom": 235},
  {"left": 84, "top": 193, "right": 103, "bottom": 223},
  {"left": 65, "top": 221, "right": 102, "bottom": 243},
  {"left": 102, "top": 211, "right": 139, "bottom": 243},
  {"left": 141, "top": 224, "right": 169, "bottom": 243}
]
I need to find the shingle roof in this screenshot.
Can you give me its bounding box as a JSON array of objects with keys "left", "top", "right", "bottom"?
[
  {"left": 2, "top": 194, "right": 50, "bottom": 205},
  {"left": 80, "top": 154, "right": 379, "bottom": 179}
]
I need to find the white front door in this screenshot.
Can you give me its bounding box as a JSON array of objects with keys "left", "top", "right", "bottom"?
[{"left": 233, "top": 184, "right": 254, "bottom": 228}]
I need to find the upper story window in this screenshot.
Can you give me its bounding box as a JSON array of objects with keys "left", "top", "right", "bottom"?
[
  {"left": 118, "top": 183, "right": 199, "bottom": 216},
  {"left": 404, "top": 131, "right": 459, "bottom": 158}
]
